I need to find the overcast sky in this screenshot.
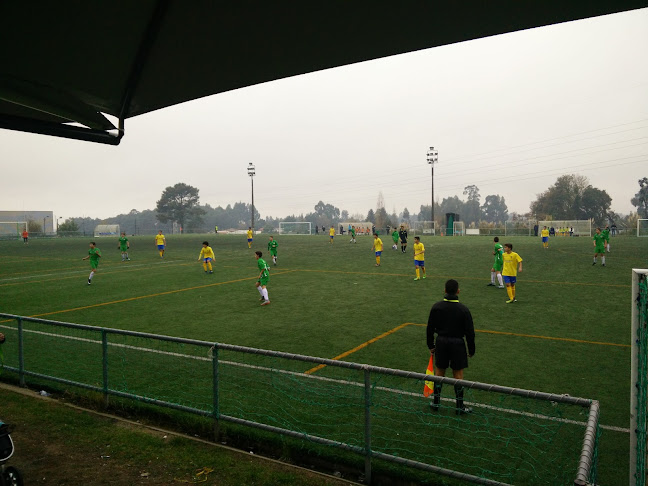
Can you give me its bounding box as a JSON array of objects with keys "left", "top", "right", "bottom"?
[{"left": 1, "top": 8, "right": 646, "bottom": 222}]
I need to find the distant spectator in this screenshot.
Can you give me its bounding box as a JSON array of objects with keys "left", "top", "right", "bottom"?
[{"left": 549, "top": 226, "right": 555, "bottom": 236}]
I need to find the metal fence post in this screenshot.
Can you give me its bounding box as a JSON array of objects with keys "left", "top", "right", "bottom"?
[
  {"left": 101, "top": 330, "right": 109, "bottom": 408},
  {"left": 212, "top": 345, "right": 220, "bottom": 441},
  {"left": 364, "top": 367, "right": 372, "bottom": 484},
  {"left": 17, "top": 317, "right": 25, "bottom": 387}
]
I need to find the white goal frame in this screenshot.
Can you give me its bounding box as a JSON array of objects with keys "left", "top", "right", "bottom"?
[
  {"left": 538, "top": 220, "right": 591, "bottom": 237},
  {"left": 0, "top": 221, "right": 27, "bottom": 239},
  {"left": 504, "top": 221, "right": 533, "bottom": 236},
  {"left": 93, "top": 224, "right": 120, "bottom": 237},
  {"left": 637, "top": 219, "right": 648, "bottom": 237},
  {"left": 452, "top": 221, "right": 465, "bottom": 236},
  {"left": 411, "top": 221, "right": 436, "bottom": 236},
  {"left": 278, "top": 222, "right": 312, "bottom": 235}
]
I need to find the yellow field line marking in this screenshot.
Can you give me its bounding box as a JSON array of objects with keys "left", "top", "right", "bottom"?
[
  {"left": 307, "top": 321, "right": 630, "bottom": 375},
  {"left": 408, "top": 323, "right": 629, "bottom": 347},
  {"left": 300, "top": 269, "right": 630, "bottom": 288},
  {"left": 304, "top": 323, "right": 410, "bottom": 375},
  {"left": 0, "top": 262, "right": 196, "bottom": 287},
  {"left": 1, "top": 270, "right": 298, "bottom": 322}
]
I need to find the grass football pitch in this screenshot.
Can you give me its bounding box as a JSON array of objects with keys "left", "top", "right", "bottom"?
[{"left": 1, "top": 232, "right": 646, "bottom": 484}]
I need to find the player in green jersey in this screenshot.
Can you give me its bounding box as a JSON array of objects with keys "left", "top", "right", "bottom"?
[
  {"left": 602, "top": 226, "right": 611, "bottom": 253},
  {"left": 255, "top": 251, "right": 271, "bottom": 306},
  {"left": 82, "top": 242, "right": 102, "bottom": 284},
  {"left": 118, "top": 232, "right": 130, "bottom": 261},
  {"left": 268, "top": 236, "right": 278, "bottom": 265},
  {"left": 349, "top": 226, "right": 356, "bottom": 243},
  {"left": 391, "top": 229, "right": 399, "bottom": 250},
  {"left": 592, "top": 227, "right": 606, "bottom": 266},
  {"left": 487, "top": 236, "right": 504, "bottom": 288}
]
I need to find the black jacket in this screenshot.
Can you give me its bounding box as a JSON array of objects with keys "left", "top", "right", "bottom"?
[{"left": 427, "top": 293, "right": 475, "bottom": 355}]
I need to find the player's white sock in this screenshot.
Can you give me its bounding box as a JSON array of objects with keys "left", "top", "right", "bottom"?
[
  {"left": 257, "top": 287, "right": 264, "bottom": 296},
  {"left": 490, "top": 273, "right": 495, "bottom": 284},
  {"left": 497, "top": 274, "right": 504, "bottom": 286},
  {"left": 262, "top": 288, "right": 269, "bottom": 301},
  {"left": 602, "top": 256, "right": 606, "bottom": 264},
  {"left": 89, "top": 271, "right": 95, "bottom": 281},
  {"left": 273, "top": 256, "right": 276, "bottom": 263}
]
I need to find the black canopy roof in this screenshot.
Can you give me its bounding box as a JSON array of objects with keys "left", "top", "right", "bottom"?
[{"left": 1, "top": 1, "right": 646, "bottom": 145}]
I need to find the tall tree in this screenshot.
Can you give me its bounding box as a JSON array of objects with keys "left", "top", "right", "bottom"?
[
  {"left": 401, "top": 207, "right": 410, "bottom": 222},
  {"left": 578, "top": 186, "right": 611, "bottom": 226},
  {"left": 313, "top": 201, "right": 340, "bottom": 225},
  {"left": 481, "top": 195, "right": 508, "bottom": 223},
  {"left": 530, "top": 174, "right": 590, "bottom": 220},
  {"left": 155, "top": 183, "right": 206, "bottom": 233},
  {"left": 462, "top": 185, "right": 481, "bottom": 224},
  {"left": 631, "top": 177, "right": 648, "bottom": 218},
  {"left": 375, "top": 192, "right": 387, "bottom": 229},
  {"left": 366, "top": 209, "right": 375, "bottom": 223}
]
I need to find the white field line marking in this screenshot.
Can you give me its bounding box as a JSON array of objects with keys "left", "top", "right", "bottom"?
[
  {"left": 0, "top": 323, "right": 628, "bottom": 434},
  {"left": 0, "top": 260, "right": 184, "bottom": 282}
]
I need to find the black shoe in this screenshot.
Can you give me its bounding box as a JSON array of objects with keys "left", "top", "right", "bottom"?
[
  {"left": 486, "top": 283, "right": 495, "bottom": 286},
  {"left": 456, "top": 407, "right": 473, "bottom": 415},
  {"left": 602, "top": 264, "right": 606, "bottom": 267},
  {"left": 430, "top": 402, "right": 440, "bottom": 411},
  {"left": 87, "top": 279, "right": 91, "bottom": 285},
  {"left": 592, "top": 262, "right": 596, "bottom": 266}
]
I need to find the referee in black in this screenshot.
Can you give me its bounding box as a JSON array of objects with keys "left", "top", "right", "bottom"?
[
  {"left": 398, "top": 225, "right": 408, "bottom": 253},
  {"left": 427, "top": 279, "right": 476, "bottom": 415}
]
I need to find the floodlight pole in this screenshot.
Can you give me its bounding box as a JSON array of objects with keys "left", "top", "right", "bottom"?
[
  {"left": 426, "top": 147, "right": 438, "bottom": 228},
  {"left": 247, "top": 163, "right": 256, "bottom": 232}
]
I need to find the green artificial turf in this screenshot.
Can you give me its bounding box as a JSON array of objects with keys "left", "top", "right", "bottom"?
[{"left": 1, "top": 233, "right": 646, "bottom": 484}]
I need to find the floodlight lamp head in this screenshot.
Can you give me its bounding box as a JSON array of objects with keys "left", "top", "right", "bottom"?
[{"left": 426, "top": 146, "right": 438, "bottom": 165}]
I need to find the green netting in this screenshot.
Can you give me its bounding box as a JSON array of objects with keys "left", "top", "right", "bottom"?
[
  {"left": 636, "top": 274, "right": 648, "bottom": 486},
  {"left": 0, "top": 317, "right": 599, "bottom": 485}
]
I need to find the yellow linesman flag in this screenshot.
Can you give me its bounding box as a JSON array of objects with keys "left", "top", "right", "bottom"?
[{"left": 423, "top": 354, "right": 434, "bottom": 396}]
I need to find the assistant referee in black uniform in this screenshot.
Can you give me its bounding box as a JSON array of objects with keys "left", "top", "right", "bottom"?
[{"left": 427, "top": 279, "right": 476, "bottom": 415}]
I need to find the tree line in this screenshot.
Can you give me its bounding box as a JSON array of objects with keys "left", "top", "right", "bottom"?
[{"left": 56, "top": 176, "right": 647, "bottom": 235}]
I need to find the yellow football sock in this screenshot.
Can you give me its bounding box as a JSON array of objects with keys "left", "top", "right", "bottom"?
[
  {"left": 506, "top": 286, "right": 513, "bottom": 300},
  {"left": 416, "top": 268, "right": 420, "bottom": 278},
  {"left": 511, "top": 286, "right": 516, "bottom": 299},
  {"left": 376, "top": 256, "right": 380, "bottom": 265},
  {"left": 159, "top": 250, "right": 163, "bottom": 257},
  {"left": 203, "top": 263, "right": 207, "bottom": 271},
  {"left": 208, "top": 262, "right": 212, "bottom": 271}
]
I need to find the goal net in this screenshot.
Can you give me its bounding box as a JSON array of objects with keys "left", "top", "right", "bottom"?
[
  {"left": 278, "top": 222, "right": 312, "bottom": 235},
  {"left": 411, "top": 221, "right": 435, "bottom": 236},
  {"left": 505, "top": 221, "right": 533, "bottom": 236},
  {"left": 637, "top": 219, "right": 648, "bottom": 237},
  {"left": 93, "top": 224, "right": 120, "bottom": 237},
  {"left": 452, "top": 221, "right": 465, "bottom": 236},
  {"left": 0, "top": 221, "right": 27, "bottom": 240},
  {"left": 538, "top": 220, "right": 591, "bottom": 237},
  {"left": 631, "top": 269, "right": 648, "bottom": 485}
]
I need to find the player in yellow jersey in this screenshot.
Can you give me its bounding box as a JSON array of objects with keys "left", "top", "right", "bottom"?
[
  {"left": 247, "top": 227, "right": 253, "bottom": 248},
  {"left": 329, "top": 225, "right": 335, "bottom": 244},
  {"left": 198, "top": 241, "right": 215, "bottom": 274},
  {"left": 413, "top": 236, "right": 426, "bottom": 280},
  {"left": 155, "top": 230, "right": 166, "bottom": 258},
  {"left": 540, "top": 226, "right": 549, "bottom": 249},
  {"left": 502, "top": 243, "right": 523, "bottom": 303},
  {"left": 372, "top": 233, "right": 383, "bottom": 266}
]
